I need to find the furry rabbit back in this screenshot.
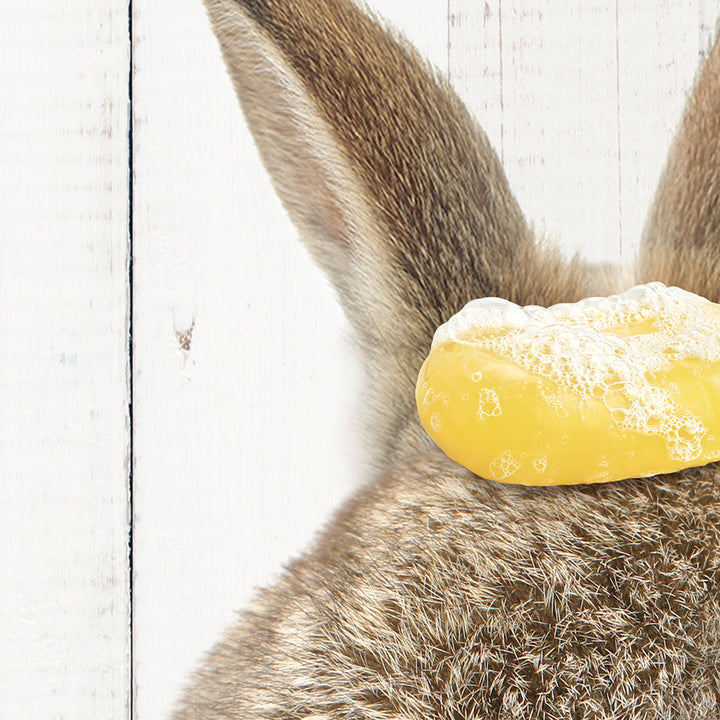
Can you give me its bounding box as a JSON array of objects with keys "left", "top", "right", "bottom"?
[{"left": 174, "top": 1, "right": 720, "bottom": 717}]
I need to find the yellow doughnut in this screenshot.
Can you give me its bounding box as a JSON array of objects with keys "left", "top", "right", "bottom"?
[{"left": 416, "top": 283, "right": 720, "bottom": 485}]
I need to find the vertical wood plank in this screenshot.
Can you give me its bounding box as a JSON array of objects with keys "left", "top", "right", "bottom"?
[
  {"left": 0, "top": 2, "right": 130, "bottom": 718},
  {"left": 498, "top": 1, "right": 621, "bottom": 265},
  {"left": 131, "top": 1, "right": 363, "bottom": 717},
  {"left": 449, "top": 0, "right": 503, "bottom": 152}
]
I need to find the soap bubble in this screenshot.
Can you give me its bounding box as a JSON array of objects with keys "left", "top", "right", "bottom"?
[
  {"left": 489, "top": 450, "right": 521, "bottom": 480},
  {"left": 477, "top": 388, "right": 501, "bottom": 421},
  {"left": 434, "top": 283, "right": 718, "bottom": 464}
]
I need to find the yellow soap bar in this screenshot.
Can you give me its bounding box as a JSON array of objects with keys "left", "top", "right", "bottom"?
[{"left": 416, "top": 283, "right": 720, "bottom": 485}]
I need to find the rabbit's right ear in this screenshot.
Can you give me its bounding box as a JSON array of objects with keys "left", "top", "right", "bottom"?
[
  {"left": 203, "top": 0, "right": 585, "bottom": 456},
  {"left": 639, "top": 31, "right": 720, "bottom": 300}
]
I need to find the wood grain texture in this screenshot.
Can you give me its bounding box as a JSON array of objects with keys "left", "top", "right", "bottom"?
[
  {"left": 0, "top": 1, "right": 130, "bottom": 718},
  {"left": 131, "top": 1, "right": 363, "bottom": 717}
]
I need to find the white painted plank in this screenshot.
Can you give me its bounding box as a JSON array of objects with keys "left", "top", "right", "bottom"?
[
  {"left": 498, "top": 1, "right": 622, "bottom": 265},
  {"left": 0, "top": 2, "right": 130, "bottom": 719},
  {"left": 131, "top": 1, "right": 363, "bottom": 717},
  {"left": 134, "top": 1, "right": 720, "bottom": 717},
  {"left": 449, "top": 0, "right": 503, "bottom": 151}
]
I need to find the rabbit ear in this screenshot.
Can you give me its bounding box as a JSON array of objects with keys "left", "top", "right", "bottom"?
[
  {"left": 203, "top": 0, "right": 585, "bottom": 458},
  {"left": 639, "top": 32, "right": 720, "bottom": 301},
  {"left": 202, "top": 0, "right": 378, "bottom": 288}
]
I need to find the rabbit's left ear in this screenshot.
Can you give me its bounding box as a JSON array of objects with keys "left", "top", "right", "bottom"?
[{"left": 639, "top": 32, "right": 720, "bottom": 300}]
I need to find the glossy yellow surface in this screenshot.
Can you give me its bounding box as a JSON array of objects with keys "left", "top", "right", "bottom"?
[{"left": 416, "top": 283, "right": 720, "bottom": 485}]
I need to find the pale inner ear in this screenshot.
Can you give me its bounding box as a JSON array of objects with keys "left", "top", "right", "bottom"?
[{"left": 209, "top": 3, "right": 391, "bottom": 293}]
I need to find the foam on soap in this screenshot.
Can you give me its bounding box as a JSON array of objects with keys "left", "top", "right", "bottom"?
[{"left": 416, "top": 283, "right": 720, "bottom": 485}]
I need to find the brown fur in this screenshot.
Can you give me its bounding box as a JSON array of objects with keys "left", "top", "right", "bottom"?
[
  {"left": 174, "top": 1, "right": 720, "bottom": 717},
  {"left": 639, "top": 34, "right": 720, "bottom": 301}
]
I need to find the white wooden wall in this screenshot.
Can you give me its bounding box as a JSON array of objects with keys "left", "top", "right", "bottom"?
[{"left": 1, "top": 1, "right": 718, "bottom": 718}]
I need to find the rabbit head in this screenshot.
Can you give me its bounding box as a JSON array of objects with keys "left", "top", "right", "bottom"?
[{"left": 174, "top": 1, "right": 720, "bottom": 718}]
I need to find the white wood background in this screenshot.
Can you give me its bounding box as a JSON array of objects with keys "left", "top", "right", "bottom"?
[{"left": 1, "top": 1, "right": 718, "bottom": 718}]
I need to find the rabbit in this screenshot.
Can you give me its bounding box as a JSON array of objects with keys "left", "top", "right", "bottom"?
[{"left": 174, "top": 0, "right": 720, "bottom": 717}]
